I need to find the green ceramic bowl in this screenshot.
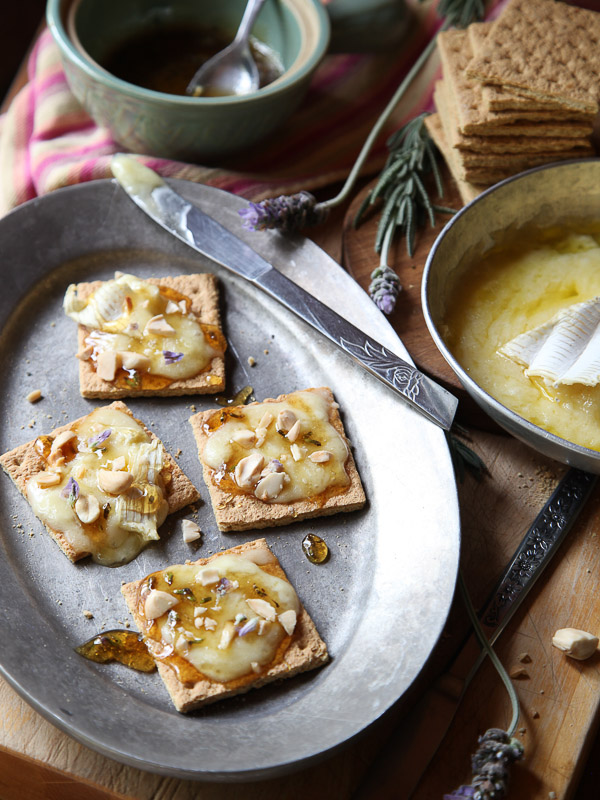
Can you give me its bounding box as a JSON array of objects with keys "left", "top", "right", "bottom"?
[{"left": 46, "top": 0, "right": 330, "bottom": 162}]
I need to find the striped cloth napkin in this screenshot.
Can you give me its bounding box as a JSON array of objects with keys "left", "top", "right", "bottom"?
[{"left": 0, "top": 4, "right": 442, "bottom": 217}]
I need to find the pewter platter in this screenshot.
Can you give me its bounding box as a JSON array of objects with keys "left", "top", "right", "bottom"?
[{"left": 0, "top": 179, "right": 459, "bottom": 780}]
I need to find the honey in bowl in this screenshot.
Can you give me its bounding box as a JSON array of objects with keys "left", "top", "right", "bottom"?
[
  {"left": 443, "top": 224, "right": 600, "bottom": 452},
  {"left": 102, "top": 23, "right": 284, "bottom": 97}
]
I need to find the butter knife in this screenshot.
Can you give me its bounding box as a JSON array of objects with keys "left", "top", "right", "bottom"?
[
  {"left": 111, "top": 155, "right": 457, "bottom": 430},
  {"left": 353, "top": 466, "right": 598, "bottom": 799}
]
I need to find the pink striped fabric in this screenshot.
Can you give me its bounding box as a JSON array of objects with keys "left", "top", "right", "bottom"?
[{"left": 0, "top": 4, "right": 446, "bottom": 215}]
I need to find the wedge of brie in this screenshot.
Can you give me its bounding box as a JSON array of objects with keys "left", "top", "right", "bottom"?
[{"left": 499, "top": 296, "right": 600, "bottom": 386}]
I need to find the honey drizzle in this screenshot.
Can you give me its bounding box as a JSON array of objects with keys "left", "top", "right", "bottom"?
[
  {"left": 201, "top": 405, "right": 351, "bottom": 506},
  {"left": 76, "top": 629, "right": 156, "bottom": 672},
  {"left": 137, "top": 566, "right": 293, "bottom": 685}
]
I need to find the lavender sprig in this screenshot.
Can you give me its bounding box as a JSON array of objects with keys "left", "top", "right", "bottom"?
[
  {"left": 443, "top": 573, "right": 524, "bottom": 799},
  {"left": 369, "top": 264, "right": 402, "bottom": 315},
  {"left": 238, "top": 0, "right": 484, "bottom": 313},
  {"left": 239, "top": 191, "right": 328, "bottom": 233},
  {"left": 445, "top": 729, "right": 524, "bottom": 800}
]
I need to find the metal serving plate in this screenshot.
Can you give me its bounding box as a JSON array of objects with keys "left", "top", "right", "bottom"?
[{"left": 0, "top": 179, "right": 459, "bottom": 780}]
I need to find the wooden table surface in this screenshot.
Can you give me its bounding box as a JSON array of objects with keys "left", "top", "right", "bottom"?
[{"left": 3, "top": 15, "right": 600, "bottom": 800}]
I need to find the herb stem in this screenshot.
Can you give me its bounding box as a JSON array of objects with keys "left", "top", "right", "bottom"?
[
  {"left": 319, "top": 25, "right": 449, "bottom": 214},
  {"left": 379, "top": 216, "right": 395, "bottom": 269},
  {"left": 458, "top": 570, "right": 520, "bottom": 736}
]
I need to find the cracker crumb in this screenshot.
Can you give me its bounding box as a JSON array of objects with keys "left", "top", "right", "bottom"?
[
  {"left": 175, "top": 448, "right": 182, "bottom": 458},
  {"left": 50, "top": 321, "right": 56, "bottom": 327},
  {"left": 124, "top": 621, "right": 130, "bottom": 628},
  {"left": 264, "top": 349, "right": 269, "bottom": 355},
  {"left": 190, "top": 405, "right": 196, "bottom": 412},
  {"left": 26, "top": 389, "right": 42, "bottom": 404},
  {"left": 532, "top": 710, "right": 540, "bottom": 719},
  {"left": 248, "top": 356, "right": 256, "bottom": 367},
  {"left": 82, "top": 609, "right": 94, "bottom": 619}
]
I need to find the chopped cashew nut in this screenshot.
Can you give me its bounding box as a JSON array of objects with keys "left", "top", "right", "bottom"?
[
  {"left": 98, "top": 469, "right": 134, "bottom": 494},
  {"left": 96, "top": 350, "right": 119, "bottom": 382},
  {"left": 246, "top": 597, "right": 276, "bottom": 621},
  {"left": 75, "top": 493, "right": 101, "bottom": 524},
  {"left": 552, "top": 628, "right": 599, "bottom": 660},
  {"left": 144, "top": 314, "right": 176, "bottom": 336},
  {"left": 182, "top": 519, "right": 202, "bottom": 543},
  {"left": 144, "top": 589, "right": 179, "bottom": 620}
]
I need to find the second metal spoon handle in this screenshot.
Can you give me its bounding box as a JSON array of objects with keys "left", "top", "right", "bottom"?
[{"left": 234, "top": 0, "right": 267, "bottom": 45}]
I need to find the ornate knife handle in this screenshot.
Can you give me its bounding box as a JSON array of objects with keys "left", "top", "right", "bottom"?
[
  {"left": 257, "top": 268, "right": 458, "bottom": 431},
  {"left": 481, "top": 467, "right": 598, "bottom": 643}
]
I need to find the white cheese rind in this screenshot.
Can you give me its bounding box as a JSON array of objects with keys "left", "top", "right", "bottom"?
[
  {"left": 499, "top": 296, "right": 600, "bottom": 386},
  {"left": 64, "top": 272, "right": 219, "bottom": 380},
  {"left": 26, "top": 406, "right": 169, "bottom": 565}
]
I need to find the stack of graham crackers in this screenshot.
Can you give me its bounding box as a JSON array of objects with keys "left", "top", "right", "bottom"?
[{"left": 426, "top": 0, "right": 600, "bottom": 204}]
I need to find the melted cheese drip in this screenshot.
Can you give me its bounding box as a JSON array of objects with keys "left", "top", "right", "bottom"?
[
  {"left": 26, "top": 406, "right": 169, "bottom": 565},
  {"left": 139, "top": 554, "right": 300, "bottom": 683},
  {"left": 443, "top": 228, "right": 600, "bottom": 451},
  {"left": 64, "top": 272, "right": 223, "bottom": 380},
  {"left": 203, "top": 389, "right": 350, "bottom": 503}
]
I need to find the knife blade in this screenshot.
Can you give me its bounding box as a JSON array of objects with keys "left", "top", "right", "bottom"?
[
  {"left": 352, "top": 466, "right": 598, "bottom": 799},
  {"left": 111, "top": 155, "right": 458, "bottom": 431}
]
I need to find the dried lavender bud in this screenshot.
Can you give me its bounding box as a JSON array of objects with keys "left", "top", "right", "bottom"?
[
  {"left": 88, "top": 428, "right": 112, "bottom": 451},
  {"left": 163, "top": 350, "right": 184, "bottom": 364},
  {"left": 369, "top": 264, "right": 402, "bottom": 315},
  {"left": 444, "top": 787, "right": 475, "bottom": 800},
  {"left": 239, "top": 191, "right": 328, "bottom": 233},
  {"left": 445, "top": 729, "right": 523, "bottom": 800},
  {"left": 61, "top": 477, "right": 79, "bottom": 506}
]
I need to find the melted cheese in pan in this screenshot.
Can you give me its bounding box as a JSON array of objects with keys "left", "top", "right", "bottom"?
[{"left": 444, "top": 229, "right": 600, "bottom": 451}]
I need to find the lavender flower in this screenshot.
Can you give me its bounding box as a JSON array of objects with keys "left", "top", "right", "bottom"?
[
  {"left": 88, "top": 428, "right": 112, "bottom": 451},
  {"left": 239, "top": 191, "right": 328, "bottom": 233},
  {"left": 163, "top": 350, "right": 184, "bottom": 364},
  {"left": 444, "top": 787, "right": 475, "bottom": 799},
  {"left": 369, "top": 264, "right": 402, "bottom": 315},
  {"left": 445, "top": 729, "right": 524, "bottom": 800},
  {"left": 216, "top": 577, "right": 235, "bottom": 596},
  {"left": 237, "top": 617, "right": 259, "bottom": 637},
  {"left": 61, "top": 477, "right": 79, "bottom": 506}
]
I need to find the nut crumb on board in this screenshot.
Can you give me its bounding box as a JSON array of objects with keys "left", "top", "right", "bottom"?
[{"left": 509, "top": 667, "right": 529, "bottom": 679}]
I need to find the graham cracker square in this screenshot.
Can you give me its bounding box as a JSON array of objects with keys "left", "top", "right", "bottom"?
[
  {"left": 439, "top": 28, "right": 594, "bottom": 136},
  {"left": 468, "top": 22, "right": 573, "bottom": 113},
  {"left": 121, "top": 538, "right": 329, "bottom": 712},
  {"left": 189, "top": 387, "right": 366, "bottom": 532},
  {"left": 0, "top": 401, "right": 200, "bottom": 562},
  {"left": 74, "top": 274, "right": 226, "bottom": 398},
  {"left": 466, "top": 0, "right": 600, "bottom": 113}
]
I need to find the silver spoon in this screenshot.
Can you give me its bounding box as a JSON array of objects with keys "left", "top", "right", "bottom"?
[{"left": 186, "top": 0, "right": 267, "bottom": 97}]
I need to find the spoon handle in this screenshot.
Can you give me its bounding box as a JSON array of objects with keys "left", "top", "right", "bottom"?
[{"left": 233, "top": 0, "right": 267, "bottom": 45}]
